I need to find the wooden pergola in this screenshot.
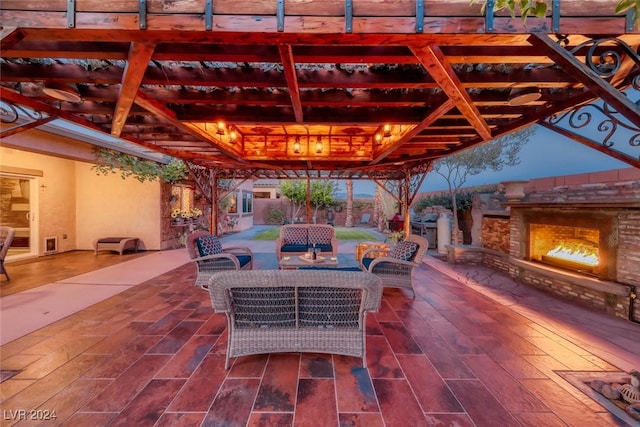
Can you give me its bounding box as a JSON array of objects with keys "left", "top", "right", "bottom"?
[{"left": 1, "top": 0, "right": 639, "bottom": 233}]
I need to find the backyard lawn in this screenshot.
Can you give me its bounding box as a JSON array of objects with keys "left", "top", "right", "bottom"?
[{"left": 252, "top": 227, "right": 380, "bottom": 241}]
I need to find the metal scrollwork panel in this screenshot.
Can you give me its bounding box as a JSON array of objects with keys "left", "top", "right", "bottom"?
[
  {"left": 1, "top": 100, "right": 45, "bottom": 124},
  {"left": 545, "top": 92, "right": 640, "bottom": 162},
  {"left": 568, "top": 36, "right": 640, "bottom": 79}
]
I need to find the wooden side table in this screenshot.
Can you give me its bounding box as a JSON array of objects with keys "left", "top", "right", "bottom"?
[{"left": 356, "top": 241, "right": 389, "bottom": 262}]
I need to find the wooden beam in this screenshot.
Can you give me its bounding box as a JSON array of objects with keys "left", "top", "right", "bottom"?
[
  {"left": 370, "top": 98, "right": 455, "bottom": 165},
  {"left": 278, "top": 44, "right": 304, "bottom": 123},
  {"left": 411, "top": 44, "right": 492, "bottom": 140},
  {"left": 0, "top": 26, "right": 18, "bottom": 41},
  {"left": 0, "top": 4, "right": 632, "bottom": 35},
  {"left": 111, "top": 42, "right": 155, "bottom": 137},
  {"left": 529, "top": 34, "right": 640, "bottom": 127},
  {"left": 134, "top": 91, "right": 247, "bottom": 163},
  {"left": 0, "top": 61, "right": 580, "bottom": 91}
]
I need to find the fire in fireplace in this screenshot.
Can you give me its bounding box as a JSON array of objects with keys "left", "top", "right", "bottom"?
[
  {"left": 529, "top": 223, "right": 601, "bottom": 275},
  {"left": 520, "top": 209, "right": 618, "bottom": 282},
  {"left": 543, "top": 238, "right": 599, "bottom": 273}
]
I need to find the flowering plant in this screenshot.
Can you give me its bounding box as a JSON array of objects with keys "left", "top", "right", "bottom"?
[
  {"left": 171, "top": 208, "right": 203, "bottom": 219},
  {"left": 387, "top": 230, "right": 404, "bottom": 245},
  {"left": 226, "top": 215, "right": 238, "bottom": 229}
]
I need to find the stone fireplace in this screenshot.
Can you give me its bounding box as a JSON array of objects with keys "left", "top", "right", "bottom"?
[{"left": 451, "top": 181, "right": 640, "bottom": 322}]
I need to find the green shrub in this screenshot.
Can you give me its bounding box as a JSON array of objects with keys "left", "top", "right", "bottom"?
[
  {"left": 413, "top": 186, "right": 498, "bottom": 213},
  {"left": 264, "top": 206, "right": 286, "bottom": 224}
]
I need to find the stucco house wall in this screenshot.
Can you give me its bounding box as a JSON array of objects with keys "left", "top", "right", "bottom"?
[
  {"left": 1, "top": 141, "right": 164, "bottom": 256},
  {"left": 75, "top": 163, "right": 162, "bottom": 250}
]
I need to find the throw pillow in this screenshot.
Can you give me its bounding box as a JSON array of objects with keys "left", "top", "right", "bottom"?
[
  {"left": 389, "top": 240, "right": 418, "bottom": 261},
  {"left": 196, "top": 235, "right": 223, "bottom": 256}
]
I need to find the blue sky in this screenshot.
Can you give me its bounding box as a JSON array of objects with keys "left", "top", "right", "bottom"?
[{"left": 348, "top": 123, "right": 632, "bottom": 196}]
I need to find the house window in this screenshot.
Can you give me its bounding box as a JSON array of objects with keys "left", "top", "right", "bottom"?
[
  {"left": 226, "top": 192, "right": 237, "bottom": 214},
  {"left": 242, "top": 192, "right": 253, "bottom": 213},
  {"left": 171, "top": 185, "right": 194, "bottom": 214}
]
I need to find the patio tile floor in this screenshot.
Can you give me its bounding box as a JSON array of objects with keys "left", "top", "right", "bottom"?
[{"left": 1, "top": 228, "right": 639, "bottom": 426}]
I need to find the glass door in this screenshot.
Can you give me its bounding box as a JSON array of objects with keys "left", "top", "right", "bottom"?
[{"left": 0, "top": 174, "right": 38, "bottom": 260}]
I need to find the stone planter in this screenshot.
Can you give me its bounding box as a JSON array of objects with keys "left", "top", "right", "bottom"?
[{"left": 501, "top": 180, "right": 529, "bottom": 202}]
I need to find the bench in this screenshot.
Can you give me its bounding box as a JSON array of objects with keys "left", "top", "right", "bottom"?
[
  {"left": 94, "top": 237, "right": 139, "bottom": 255},
  {"left": 208, "top": 270, "right": 382, "bottom": 369}
]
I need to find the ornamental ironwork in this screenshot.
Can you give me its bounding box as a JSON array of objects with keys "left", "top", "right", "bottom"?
[
  {"left": 544, "top": 96, "right": 640, "bottom": 162},
  {"left": 0, "top": 99, "right": 45, "bottom": 124},
  {"left": 564, "top": 36, "right": 640, "bottom": 79},
  {"left": 544, "top": 36, "right": 640, "bottom": 164}
]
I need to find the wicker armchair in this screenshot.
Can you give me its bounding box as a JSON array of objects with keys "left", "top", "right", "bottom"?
[
  {"left": 0, "top": 226, "right": 15, "bottom": 281},
  {"left": 186, "top": 231, "right": 253, "bottom": 288},
  {"left": 359, "top": 233, "right": 428, "bottom": 295}
]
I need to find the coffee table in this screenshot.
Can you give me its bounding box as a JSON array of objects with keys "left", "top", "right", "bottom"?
[{"left": 279, "top": 255, "right": 339, "bottom": 270}]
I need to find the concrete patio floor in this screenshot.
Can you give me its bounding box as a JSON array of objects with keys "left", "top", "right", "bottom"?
[{"left": 1, "top": 226, "right": 639, "bottom": 426}]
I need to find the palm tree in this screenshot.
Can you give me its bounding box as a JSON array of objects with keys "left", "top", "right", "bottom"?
[
  {"left": 374, "top": 183, "right": 384, "bottom": 232},
  {"left": 345, "top": 179, "right": 353, "bottom": 227}
]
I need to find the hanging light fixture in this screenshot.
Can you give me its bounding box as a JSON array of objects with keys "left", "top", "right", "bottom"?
[
  {"left": 216, "top": 121, "right": 226, "bottom": 135},
  {"left": 293, "top": 136, "right": 301, "bottom": 154},
  {"left": 383, "top": 123, "right": 392, "bottom": 137},
  {"left": 213, "top": 121, "right": 237, "bottom": 144},
  {"left": 227, "top": 126, "right": 237, "bottom": 144},
  {"left": 374, "top": 132, "right": 383, "bottom": 145},
  {"left": 315, "top": 136, "right": 323, "bottom": 153}
]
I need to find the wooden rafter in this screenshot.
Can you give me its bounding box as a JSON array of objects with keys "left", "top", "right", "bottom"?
[
  {"left": 370, "top": 99, "right": 456, "bottom": 165},
  {"left": 111, "top": 42, "right": 155, "bottom": 137},
  {"left": 411, "top": 44, "right": 492, "bottom": 140},
  {"left": 278, "top": 44, "right": 304, "bottom": 123},
  {"left": 0, "top": 1, "right": 638, "bottom": 180},
  {"left": 134, "top": 92, "right": 246, "bottom": 163}
]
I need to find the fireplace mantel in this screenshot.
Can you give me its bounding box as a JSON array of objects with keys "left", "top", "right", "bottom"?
[{"left": 507, "top": 202, "right": 639, "bottom": 209}]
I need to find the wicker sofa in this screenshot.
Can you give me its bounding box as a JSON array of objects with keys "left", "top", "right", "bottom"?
[
  {"left": 208, "top": 270, "right": 382, "bottom": 369},
  {"left": 275, "top": 224, "right": 338, "bottom": 260}
]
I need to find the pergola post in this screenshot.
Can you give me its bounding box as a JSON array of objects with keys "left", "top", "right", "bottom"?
[
  {"left": 211, "top": 171, "right": 219, "bottom": 236},
  {"left": 403, "top": 172, "right": 411, "bottom": 237},
  {"left": 306, "top": 177, "right": 311, "bottom": 223}
]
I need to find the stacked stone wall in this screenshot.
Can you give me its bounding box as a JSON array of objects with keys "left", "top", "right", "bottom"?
[
  {"left": 528, "top": 181, "right": 640, "bottom": 203},
  {"left": 480, "top": 217, "right": 510, "bottom": 253},
  {"left": 618, "top": 211, "right": 640, "bottom": 287}
]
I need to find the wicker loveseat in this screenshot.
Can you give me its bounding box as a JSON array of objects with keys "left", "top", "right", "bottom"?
[
  {"left": 208, "top": 270, "right": 382, "bottom": 369},
  {"left": 275, "top": 224, "right": 338, "bottom": 260}
]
